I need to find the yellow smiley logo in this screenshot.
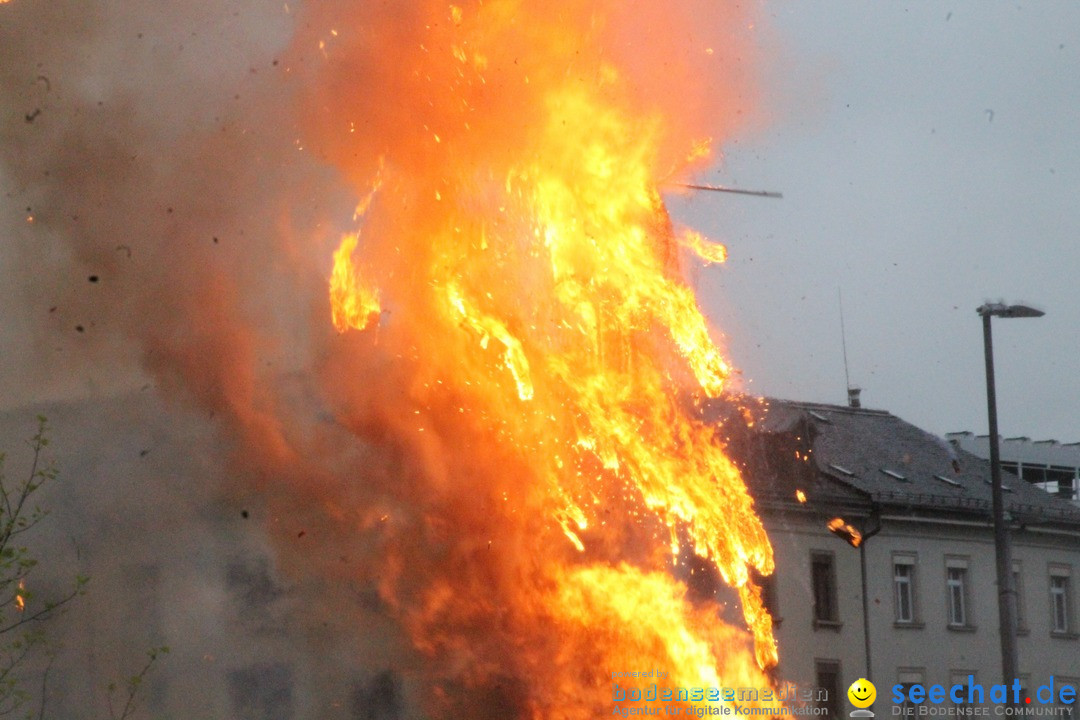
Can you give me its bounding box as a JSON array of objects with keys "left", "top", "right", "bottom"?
[{"left": 847, "top": 678, "right": 876, "bottom": 708}]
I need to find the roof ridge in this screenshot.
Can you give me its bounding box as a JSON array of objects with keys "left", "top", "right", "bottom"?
[{"left": 767, "top": 398, "right": 892, "bottom": 418}]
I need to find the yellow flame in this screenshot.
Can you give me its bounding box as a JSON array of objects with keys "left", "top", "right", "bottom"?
[
  {"left": 329, "top": 233, "right": 380, "bottom": 332},
  {"left": 446, "top": 282, "right": 535, "bottom": 401},
  {"left": 553, "top": 565, "right": 782, "bottom": 712},
  {"left": 677, "top": 228, "right": 729, "bottom": 265},
  {"left": 320, "top": 0, "right": 778, "bottom": 700}
]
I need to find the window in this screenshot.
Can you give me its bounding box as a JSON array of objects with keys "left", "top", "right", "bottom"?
[
  {"left": 1051, "top": 577, "right": 1068, "bottom": 631},
  {"left": 811, "top": 552, "right": 839, "bottom": 624},
  {"left": 815, "top": 660, "right": 842, "bottom": 719},
  {"left": 228, "top": 662, "right": 294, "bottom": 720},
  {"left": 945, "top": 559, "right": 970, "bottom": 628},
  {"left": 948, "top": 568, "right": 967, "bottom": 626},
  {"left": 949, "top": 671, "right": 976, "bottom": 706},
  {"left": 1047, "top": 467, "right": 1076, "bottom": 499},
  {"left": 1055, "top": 678, "right": 1080, "bottom": 714},
  {"left": 350, "top": 671, "right": 402, "bottom": 720},
  {"left": 894, "top": 556, "right": 917, "bottom": 624},
  {"left": 752, "top": 568, "right": 780, "bottom": 622},
  {"left": 1049, "top": 568, "right": 1071, "bottom": 634},
  {"left": 227, "top": 556, "right": 284, "bottom": 631},
  {"left": 897, "top": 669, "right": 925, "bottom": 716}
]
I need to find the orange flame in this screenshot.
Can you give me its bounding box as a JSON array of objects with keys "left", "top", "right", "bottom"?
[
  {"left": 795, "top": 489, "right": 807, "bottom": 503},
  {"left": 827, "top": 517, "right": 862, "bottom": 547},
  {"left": 313, "top": 0, "right": 775, "bottom": 712},
  {"left": 15, "top": 580, "right": 24, "bottom": 613}
]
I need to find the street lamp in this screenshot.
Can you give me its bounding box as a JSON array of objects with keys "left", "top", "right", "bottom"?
[
  {"left": 977, "top": 301, "right": 1044, "bottom": 688},
  {"left": 829, "top": 509, "right": 881, "bottom": 683}
]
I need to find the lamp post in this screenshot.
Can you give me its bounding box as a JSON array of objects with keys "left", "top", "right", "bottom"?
[
  {"left": 829, "top": 508, "right": 881, "bottom": 683},
  {"left": 977, "top": 302, "right": 1044, "bottom": 688}
]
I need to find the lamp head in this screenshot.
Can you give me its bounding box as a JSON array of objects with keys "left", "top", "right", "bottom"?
[
  {"left": 827, "top": 517, "right": 863, "bottom": 547},
  {"left": 977, "top": 302, "right": 1045, "bottom": 319}
]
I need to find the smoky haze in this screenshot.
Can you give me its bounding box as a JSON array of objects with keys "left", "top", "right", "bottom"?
[
  {"left": 1, "top": 0, "right": 771, "bottom": 717},
  {"left": 1, "top": 0, "right": 421, "bottom": 716}
]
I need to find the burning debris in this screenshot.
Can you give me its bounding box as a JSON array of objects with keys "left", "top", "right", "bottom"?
[
  {"left": 826, "top": 517, "right": 863, "bottom": 548},
  {"left": 2, "top": 0, "right": 778, "bottom": 715},
  {"left": 315, "top": 0, "right": 779, "bottom": 713}
]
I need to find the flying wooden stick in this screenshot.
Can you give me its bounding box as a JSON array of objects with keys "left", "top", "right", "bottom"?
[{"left": 665, "top": 182, "right": 783, "bottom": 199}]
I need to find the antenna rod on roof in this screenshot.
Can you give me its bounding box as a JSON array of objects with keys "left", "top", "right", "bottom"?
[
  {"left": 840, "top": 289, "right": 850, "bottom": 391},
  {"left": 839, "top": 288, "right": 861, "bottom": 408}
]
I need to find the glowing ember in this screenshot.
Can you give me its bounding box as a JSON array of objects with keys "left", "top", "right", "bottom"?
[
  {"left": 309, "top": 0, "right": 777, "bottom": 713},
  {"left": 827, "top": 517, "right": 863, "bottom": 547},
  {"left": 15, "top": 580, "right": 24, "bottom": 613},
  {"left": 795, "top": 489, "right": 807, "bottom": 503}
]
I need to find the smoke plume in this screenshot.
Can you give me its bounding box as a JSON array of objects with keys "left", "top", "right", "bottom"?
[{"left": 1, "top": 0, "right": 768, "bottom": 717}]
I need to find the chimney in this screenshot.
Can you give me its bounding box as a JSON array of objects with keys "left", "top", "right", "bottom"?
[{"left": 847, "top": 387, "right": 862, "bottom": 409}]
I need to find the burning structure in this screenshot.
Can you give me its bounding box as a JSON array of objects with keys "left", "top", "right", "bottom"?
[
  {"left": 2, "top": 0, "right": 786, "bottom": 717},
  {"left": 304, "top": 0, "right": 787, "bottom": 714}
]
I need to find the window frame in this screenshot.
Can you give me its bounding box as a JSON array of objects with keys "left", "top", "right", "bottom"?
[
  {"left": 1054, "top": 678, "right": 1080, "bottom": 713},
  {"left": 897, "top": 668, "right": 926, "bottom": 717},
  {"left": 945, "top": 556, "right": 974, "bottom": 630},
  {"left": 815, "top": 659, "right": 842, "bottom": 719},
  {"left": 893, "top": 554, "right": 919, "bottom": 626},
  {"left": 1048, "top": 565, "right": 1072, "bottom": 636},
  {"left": 811, "top": 550, "right": 841, "bottom": 628},
  {"left": 949, "top": 671, "right": 977, "bottom": 707}
]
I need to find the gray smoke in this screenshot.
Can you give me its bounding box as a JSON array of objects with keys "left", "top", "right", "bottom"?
[{"left": 1, "top": 0, "right": 422, "bottom": 717}]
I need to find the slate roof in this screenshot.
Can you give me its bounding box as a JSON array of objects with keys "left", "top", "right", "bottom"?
[{"left": 708, "top": 397, "right": 1080, "bottom": 527}]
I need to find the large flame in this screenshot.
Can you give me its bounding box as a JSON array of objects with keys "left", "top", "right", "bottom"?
[{"left": 308, "top": 0, "right": 776, "bottom": 715}]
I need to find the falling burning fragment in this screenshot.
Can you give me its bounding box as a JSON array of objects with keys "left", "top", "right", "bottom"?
[
  {"left": 827, "top": 517, "right": 863, "bottom": 548},
  {"left": 315, "top": 0, "right": 779, "bottom": 714}
]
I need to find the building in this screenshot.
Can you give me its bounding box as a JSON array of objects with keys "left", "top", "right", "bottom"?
[
  {"left": 717, "top": 399, "right": 1080, "bottom": 716},
  {"left": 947, "top": 432, "right": 1080, "bottom": 504},
  {"left": 6, "top": 392, "right": 1080, "bottom": 718},
  {"left": 0, "top": 392, "right": 409, "bottom": 720}
]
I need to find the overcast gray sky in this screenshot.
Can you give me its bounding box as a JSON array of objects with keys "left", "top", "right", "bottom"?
[{"left": 669, "top": 1, "right": 1080, "bottom": 441}]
